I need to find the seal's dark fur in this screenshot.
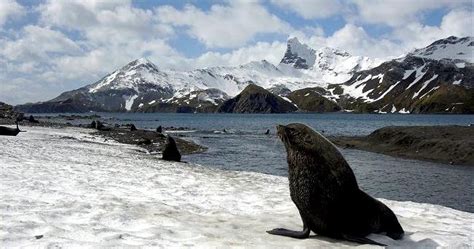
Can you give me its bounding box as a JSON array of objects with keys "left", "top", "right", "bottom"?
[
  {"left": 267, "top": 123, "right": 404, "bottom": 246},
  {"left": 162, "top": 135, "right": 181, "bottom": 162},
  {"left": 0, "top": 122, "right": 22, "bottom": 136}
]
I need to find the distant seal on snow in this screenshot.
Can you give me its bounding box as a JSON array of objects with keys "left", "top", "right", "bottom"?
[
  {"left": 91, "top": 120, "right": 111, "bottom": 131},
  {"left": 28, "top": 115, "right": 39, "bottom": 123},
  {"left": 162, "top": 135, "right": 181, "bottom": 162},
  {"left": 267, "top": 123, "right": 404, "bottom": 246},
  {"left": 0, "top": 122, "right": 23, "bottom": 136}
]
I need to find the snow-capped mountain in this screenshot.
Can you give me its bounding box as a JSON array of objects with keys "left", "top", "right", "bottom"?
[
  {"left": 328, "top": 36, "right": 473, "bottom": 113},
  {"left": 409, "top": 36, "right": 473, "bottom": 63},
  {"left": 15, "top": 36, "right": 473, "bottom": 114},
  {"left": 278, "top": 37, "right": 382, "bottom": 84},
  {"left": 20, "top": 37, "right": 376, "bottom": 113},
  {"left": 77, "top": 57, "right": 324, "bottom": 112},
  {"left": 279, "top": 37, "right": 316, "bottom": 69}
]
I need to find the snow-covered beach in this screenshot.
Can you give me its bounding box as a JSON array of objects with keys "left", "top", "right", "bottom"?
[{"left": 1, "top": 126, "right": 472, "bottom": 248}]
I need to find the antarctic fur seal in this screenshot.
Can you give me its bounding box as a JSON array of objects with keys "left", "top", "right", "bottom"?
[
  {"left": 162, "top": 135, "right": 181, "bottom": 162},
  {"left": 28, "top": 115, "right": 39, "bottom": 123},
  {"left": 0, "top": 122, "right": 24, "bottom": 136},
  {"left": 267, "top": 123, "right": 404, "bottom": 246}
]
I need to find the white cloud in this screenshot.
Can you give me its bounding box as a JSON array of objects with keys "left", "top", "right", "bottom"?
[
  {"left": 0, "top": 0, "right": 180, "bottom": 105},
  {"left": 297, "top": 24, "right": 402, "bottom": 59},
  {"left": 352, "top": 0, "right": 471, "bottom": 27},
  {"left": 1, "top": 0, "right": 473, "bottom": 105},
  {"left": 270, "top": 0, "right": 344, "bottom": 19},
  {"left": 290, "top": 6, "right": 473, "bottom": 59},
  {"left": 392, "top": 9, "right": 473, "bottom": 51},
  {"left": 38, "top": 0, "right": 131, "bottom": 28},
  {"left": 192, "top": 41, "right": 287, "bottom": 68},
  {"left": 0, "top": 0, "right": 24, "bottom": 27},
  {"left": 39, "top": 0, "right": 174, "bottom": 44},
  {"left": 54, "top": 39, "right": 180, "bottom": 80},
  {"left": 156, "top": 1, "right": 291, "bottom": 48},
  {"left": 1, "top": 25, "right": 82, "bottom": 62}
]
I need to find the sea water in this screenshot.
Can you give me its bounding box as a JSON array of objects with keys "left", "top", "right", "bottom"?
[{"left": 41, "top": 113, "right": 474, "bottom": 212}]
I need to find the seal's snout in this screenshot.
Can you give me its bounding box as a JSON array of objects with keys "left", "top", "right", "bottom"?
[{"left": 276, "top": 125, "right": 287, "bottom": 139}]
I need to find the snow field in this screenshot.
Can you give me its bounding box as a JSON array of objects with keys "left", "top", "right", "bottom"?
[{"left": 0, "top": 126, "right": 472, "bottom": 248}]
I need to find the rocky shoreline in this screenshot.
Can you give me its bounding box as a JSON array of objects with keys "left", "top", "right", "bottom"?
[
  {"left": 331, "top": 125, "right": 474, "bottom": 166},
  {"left": 0, "top": 114, "right": 206, "bottom": 155},
  {"left": 3, "top": 102, "right": 473, "bottom": 165}
]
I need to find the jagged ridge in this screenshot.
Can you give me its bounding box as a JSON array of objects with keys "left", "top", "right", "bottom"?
[{"left": 15, "top": 36, "right": 473, "bottom": 114}]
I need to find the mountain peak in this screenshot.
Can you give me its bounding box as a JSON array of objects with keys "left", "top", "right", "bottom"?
[
  {"left": 280, "top": 37, "right": 316, "bottom": 69},
  {"left": 316, "top": 47, "right": 351, "bottom": 58},
  {"left": 124, "top": 57, "right": 159, "bottom": 71},
  {"left": 409, "top": 36, "right": 473, "bottom": 63},
  {"left": 240, "top": 60, "right": 277, "bottom": 70},
  {"left": 287, "top": 37, "right": 301, "bottom": 46},
  {"left": 135, "top": 57, "right": 153, "bottom": 64}
]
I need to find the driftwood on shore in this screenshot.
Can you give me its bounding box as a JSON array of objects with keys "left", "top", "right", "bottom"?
[{"left": 331, "top": 125, "right": 474, "bottom": 166}]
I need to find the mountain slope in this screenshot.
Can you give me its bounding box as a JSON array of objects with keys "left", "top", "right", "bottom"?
[
  {"left": 327, "top": 36, "right": 474, "bottom": 113},
  {"left": 15, "top": 36, "right": 473, "bottom": 114},
  {"left": 216, "top": 84, "right": 297, "bottom": 113},
  {"left": 287, "top": 88, "right": 341, "bottom": 112},
  {"left": 278, "top": 37, "right": 382, "bottom": 84}
]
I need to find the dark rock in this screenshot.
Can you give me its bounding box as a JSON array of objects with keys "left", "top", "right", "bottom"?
[
  {"left": 267, "top": 85, "right": 292, "bottom": 97},
  {"left": 162, "top": 136, "right": 181, "bottom": 162},
  {"left": 0, "top": 102, "right": 22, "bottom": 120},
  {"left": 217, "top": 84, "right": 298, "bottom": 113},
  {"left": 331, "top": 126, "right": 474, "bottom": 166},
  {"left": 130, "top": 124, "right": 137, "bottom": 131},
  {"left": 156, "top": 125, "right": 162, "bottom": 133},
  {"left": 137, "top": 138, "right": 152, "bottom": 145}
]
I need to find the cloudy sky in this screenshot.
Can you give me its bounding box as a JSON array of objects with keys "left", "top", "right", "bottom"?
[{"left": 0, "top": 0, "right": 472, "bottom": 105}]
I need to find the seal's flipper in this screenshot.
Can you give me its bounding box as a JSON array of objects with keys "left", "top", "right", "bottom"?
[
  {"left": 341, "top": 234, "right": 386, "bottom": 246},
  {"left": 266, "top": 227, "right": 310, "bottom": 239},
  {"left": 387, "top": 231, "right": 404, "bottom": 240}
]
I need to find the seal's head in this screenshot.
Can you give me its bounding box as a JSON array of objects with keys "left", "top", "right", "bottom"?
[
  {"left": 166, "top": 135, "right": 177, "bottom": 146},
  {"left": 277, "top": 123, "right": 322, "bottom": 151},
  {"left": 276, "top": 123, "right": 340, "bottom": 157}
]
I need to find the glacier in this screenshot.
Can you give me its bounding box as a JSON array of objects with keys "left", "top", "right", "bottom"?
[{"left": 0, "top": 126, "right": 472, "bottom": 248}]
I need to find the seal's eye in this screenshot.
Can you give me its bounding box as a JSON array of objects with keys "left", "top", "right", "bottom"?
[
  {"left": 287, "top": 128, "right": 298, "bottom": 137},
  {"left": 303, "top": 135, "right": 313, "bottom": 145}
]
